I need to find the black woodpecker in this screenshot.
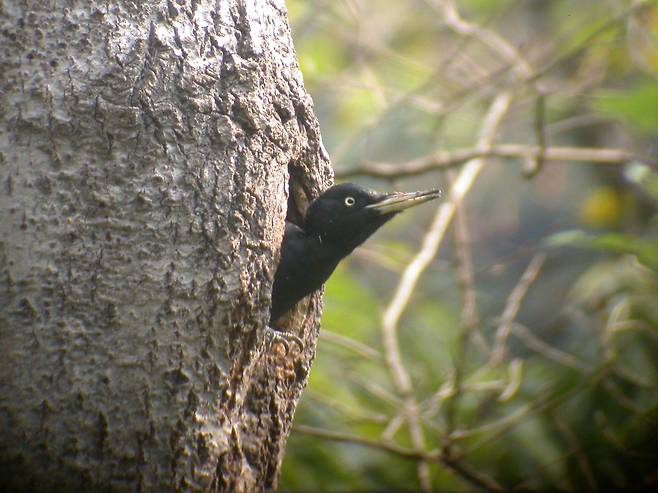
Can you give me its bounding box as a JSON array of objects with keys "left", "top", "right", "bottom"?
[{"left": 270, "top": 182, "right": 441, "bottom": 326}]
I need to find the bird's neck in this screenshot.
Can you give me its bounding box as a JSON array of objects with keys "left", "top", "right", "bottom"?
[{"left": 312, "top": 233, "right": 358, "bottom": 261}]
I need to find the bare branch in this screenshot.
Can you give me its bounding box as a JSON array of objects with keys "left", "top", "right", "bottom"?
[
  {"left": 498, "top": 358, "right": 524, "bottom": 402},
  {"left": 453, "top": 191, "right": 488, "bottom": 355},
  {"left": 427, "top": 0, "right": 534, "bottom": 80},
  {"left": 529, "top": 0, "right": 655, "bottom": 84},
  {"left": 346, "top": 372, "right": 403, "bottom": 409},
  {"left": 428, "top": 0, "right": 553, "bottom": 181},
  {"left": 511, "top": 322, "right": 591, "bottom": 372},
  {"left": 459, "top": 366, "right": 609, "bottom": 455},
  {"left": 381, "top": 92, "right": 513, "bottom": 396},
  {"left": 422, "top": 377, "right": 509, "bottom": 421},
  {"left": 407, "top": 400, "right": 432, "bottom": 492},
  {"left": 303, "top": 389, "right": 389, "bottom": 425},
  {"left": 320, "top": 329, "right": 384, "bottom": 363},
  {"left": 381, "top": 412, "right": 406, "bottom": 441},
  {"left": 294, "top": 425, "right": 507, "bottom": 493},
  {"left": 294, "top": 424, "right": 436, "bottom": 461},
  {"left": 375, "top": 92, "right": 512, "bottom": 491},
  {"left": 553, "top": 415, "right": 599, "bottom": 491},
  {"left": 336, "top": 144, "right": 646, "bottom": 178},
  {"left": 444, "top": 172, "right": 488, "bottom": 435},
  {"left": 490, "top": 254, "right": 547, "bottom": 367},
  {"left": 525, "top": 93, "right": 547, "bottom": 178}
]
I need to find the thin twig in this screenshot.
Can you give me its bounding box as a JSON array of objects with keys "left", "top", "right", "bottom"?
[
  {"left": 422, "top": 378, "right": 508, "bottom": 420},
  {"left": 294, "top": 425, "right": 507, "bottom": 493},
  {"left": 381, "top": 412, "right": 406, "bottom": 441},
  {"left": 498, "top": 358, "right": 523, "bottom": 402},
  {"left": 511, "top": 322, "right": 591, "bottom": 372},
  {"left": 427, "top": 0, "right": 534, "bottom": 80},
  {"left": 460, "top": 366, "right": 610, "bottom": 454},
  {"left": 490, "top": 254, "right": 547, "bottom": 367},
  {"left": 441, "top": 453, "right": 508, "bottom": 493},
  {"left": 608, "top": 319, "right": 658, "bottom": 345},
  {"left": 378, "top": 92, "right": 512, "bottom": 491},
  {"left": 302, "top": 389, "right": 389, "bottom": 425},
  {"left": 320, "top": 329, "right": 384, "bottom": 363},
  {"left": 553, "top": 414, "right": 599, "bottom": 491},
  {"left": 294, "top": 423, "right": 436, "bottom": 460},
  {"left": 429, "top": 0, "right": 551, "bottom": 181},
  {"left": 525, "top": 93, "right": 547, "bottom": 178},
  {"left": 406, "top": 399, "right": 432, "bottom": 492},
  {"left": 602, "top": 379, "right": 646, "bottom": 414},
  {"left": 510, "top": 446, "right": 588, "bottom": 492},
  {"left": 345, "top": 371, "right": 402, "bottom": 409},
  {"left": 444, "top": 174, "right": 487, "bottom": 436},
  {"left": 327, "top": 8, "right": 498, "bottom": 165},
  {"left": 453, "top": 186, "right": 488, "bottom": 355},
  {"left": 381, "top": 92, "right": 513, "bottom": 395},
  {"left": 528, "top": 0, "right": 654, "bottom": 84},
  {"left": 336, "top": 144, "right": 646, "bottom": 178}
]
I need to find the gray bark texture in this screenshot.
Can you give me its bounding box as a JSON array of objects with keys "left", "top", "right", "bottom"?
[{"left": 0, "top": 0, "right": 332, "bottom": 491}]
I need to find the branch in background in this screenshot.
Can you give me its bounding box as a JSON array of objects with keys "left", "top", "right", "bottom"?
[
  {"left": 381, "top": 412, "right": 406, "bottom": 442},
  {"left": 294, "top": 424, "right": 435, "bottom": 461},
  {"left": 377, "top": 92, "right": 512, "bottom": 491},
  {"left": 345, "top": 371, "right": 402, "bottom": 409},
  {"left": 289, "top": 0, "right": 658, "bottom": 489},
  {"left": 528, "top": 0, "right": 655, "bottom": 84},
  {"left": 422, "top": 379, "right": 508, "bottom": 420},
  {"left": 453, "top": 190, "right": 488, "bottom": 356},
  {"left": 456, "top": 366, "right": 614, "bottom": 462},
  {"left": 490, "top": 254, "right": 547, "bottom": 367},
  {"left": 319, "top": 329, "right": 384, "bottom": 363},
  {"left": 407, "top": 399, "right": 432, "bottom": 492},
  {"left": 444, "top": 172, "right": 487, "bottom": 435},
  {"left": 429, "top": 0, "right": 551, "bottom": 179},
  {"left": 381, "top": 92, "right": 513, "bottom": 396},
  {"left": 525, "top": 93, "right": 547, "bottom": 178},
  {"left": 294, "top": 425, "right": 507, "bottom": 493},
  {"left": 553, "top": 414, "right": 600, "bottom": 491},
  {"left": 336, "top": 144, "right": 646, "bottom": 178},
  {"left": 303, "top": 389, "right": 389, "bottom": 425},
  {"left": 427, "top": 0, "right": 534, "bottom": 80},
  {"left": 511, "top": 322, "right": 591, "bottom": 372}
]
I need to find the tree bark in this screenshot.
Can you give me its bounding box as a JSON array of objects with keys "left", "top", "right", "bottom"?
[{"left": 0, "top": 1, "right": 331, "bottom": 491}]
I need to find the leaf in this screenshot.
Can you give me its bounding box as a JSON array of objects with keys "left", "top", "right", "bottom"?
[
  {"left": 591, "top": 81, "right": 658, "bottom": 133},
  {"left": 546, "top": 230, "right": 658, "bottom": 271},
  {"left": 624, "top": 162, "right": 658, "bottom": 201}
]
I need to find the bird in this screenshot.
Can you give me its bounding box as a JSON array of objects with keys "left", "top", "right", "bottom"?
[{"left": 270, "top": 182, "right": 441, "bottom": 326}]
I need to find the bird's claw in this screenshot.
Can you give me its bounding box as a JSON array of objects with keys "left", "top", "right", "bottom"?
[{"left": 265, "top": 326, "right": 304, "bottom": 356}]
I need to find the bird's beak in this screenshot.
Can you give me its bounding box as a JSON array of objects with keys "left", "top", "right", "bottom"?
[{"left": 366, "top": 189, "right": 442, "bottom": 214}]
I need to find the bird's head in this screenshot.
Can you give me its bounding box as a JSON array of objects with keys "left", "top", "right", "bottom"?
[{"left": 303, "top": 182, "right": 441, "bottom": 254}]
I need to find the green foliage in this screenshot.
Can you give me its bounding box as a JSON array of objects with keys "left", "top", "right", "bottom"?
[
  {"left": 320, "top": 264, "right": 380, "bottom": 336},
  {"left": 626, "top": 162, "right": 658, "bottom": 199},
  {"left": 280, "top": 0, "right": 658, "bottom": 491},
  {"left": 547, "top": 230, "right": 658, "bottom": 271},
  {"left": 592, "top": 81, "right": 658, "bottom": 133},
  {"left": 297, "top": 34, "right": 346, "bottom": 82},
  {"left": 459, "top": 0, "right": 514, "bottom": 18}
]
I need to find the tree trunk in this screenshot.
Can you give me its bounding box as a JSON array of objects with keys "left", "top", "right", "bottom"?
[{"left": 0, "top": 1, "right": 331, "bottom": 491}]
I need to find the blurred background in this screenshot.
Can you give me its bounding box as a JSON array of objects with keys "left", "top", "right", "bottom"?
[{"left": 280, "top": 0, "right": 658, "bottom": 491}]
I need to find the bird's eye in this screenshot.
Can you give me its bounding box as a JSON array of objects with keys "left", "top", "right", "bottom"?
[{"left": 344, "top": 196, "right": 356, "bottom": 206}]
